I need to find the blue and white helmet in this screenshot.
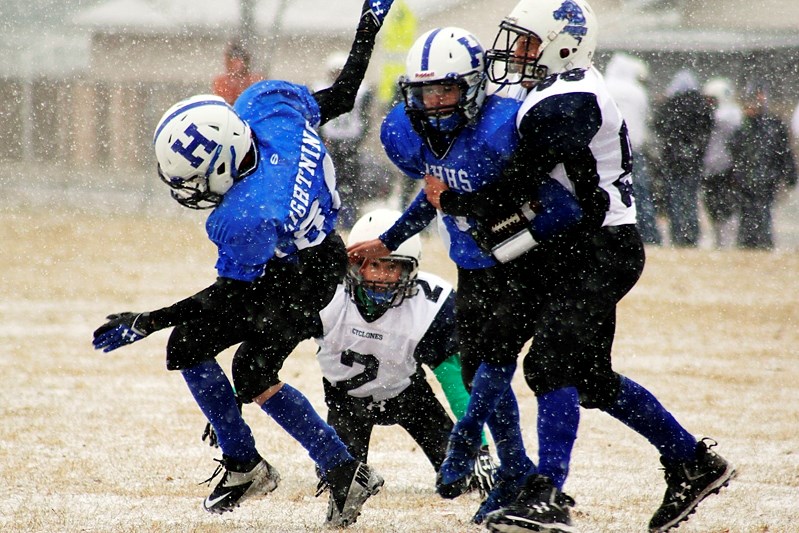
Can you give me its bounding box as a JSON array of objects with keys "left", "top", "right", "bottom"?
[
  {"left": 486, "top": 0, "right": 598, "bottom": 87},
  {"left": 153, "top": 95, "right": 253, "bottom": 209},
  {"left": 399, "top": 27, "right": 487, "bottom": 140}
]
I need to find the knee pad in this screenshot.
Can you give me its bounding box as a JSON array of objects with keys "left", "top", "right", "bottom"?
[
  {"left": 231, "top": 348, "right": 284, "bottom": 403},
  {"left": 576, "top": 372, "right": 622, "bottom": 410},
  {"left": 523, "top": 354, "right": 562, "bottom": 396}
]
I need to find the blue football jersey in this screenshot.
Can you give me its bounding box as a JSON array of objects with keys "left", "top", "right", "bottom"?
[
  {"left": 206, "top": 81, "right": 341, "bottom": 282},
  {"left": 381, "top": 95, "right": 521, "bottom": 269}
]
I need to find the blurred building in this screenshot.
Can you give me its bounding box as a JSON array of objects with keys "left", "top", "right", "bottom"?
[{"left": 2, "top": 0, "right": 799, "bottom": 174}]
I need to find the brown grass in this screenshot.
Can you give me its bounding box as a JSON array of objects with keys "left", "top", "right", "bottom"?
[{"left": 1, "top": 208, "right": 797, "bottom": 532}]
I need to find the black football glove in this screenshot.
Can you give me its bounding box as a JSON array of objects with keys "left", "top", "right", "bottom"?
[{"left": 92, "top": 312, "right": 153, "bottom": 352}]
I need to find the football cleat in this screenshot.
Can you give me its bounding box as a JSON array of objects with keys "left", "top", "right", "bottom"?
[
  {"left": 472, "top": 444, "right": 499, "bottom": 500},
  {"left": 436, "top": 431, "right": 480, "bottom": 499},
  {"left": 318, "top": 460, "right": 384, "bottom": 527},
  {"left": 201, "top": 455, "right": 280, "bottom": 514},
  {"left": 436, "top": 468, "right": 473, "bottom": 499},
  {"left": 473, "top": 462, "right": 535, "bottom": 525},
  {"left": 485, "top": 474, "right": 576, "bottom": 533},
  {"left": 649, "top": 438, "right": 735, "bottom": 532}
]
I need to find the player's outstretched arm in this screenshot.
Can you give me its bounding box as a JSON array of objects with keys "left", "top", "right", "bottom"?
[
  {"left": 314, "top": 0, "right": 395, "bottom": 125},
  {"left": 93, "top": 277, "right": 250, "bottom": 353}
]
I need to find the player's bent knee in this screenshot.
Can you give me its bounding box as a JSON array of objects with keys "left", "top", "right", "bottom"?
[
  {"left": 252, "top": 382, "right": 284, "bottom": 406},
  {"left": 232, "top": 362, "right": 281, "bottom": 404},
  {"left": 576, "top": 372, "right": 622, "bottom": 410},
  {"left": 523, "top": 360, "right": 559, "bottom": 396}
]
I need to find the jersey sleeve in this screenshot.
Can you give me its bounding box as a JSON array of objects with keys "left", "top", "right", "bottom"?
[
  {"left": 413, "top": 290, "right": 458, "bottom": 369},
  {"left": 207, "top": 206, "right": 279, "bottom": 281},
  {"left": 379, "top": 190, "right": 437, "bottom": 251},
  {"left": 141, "top": 276, "right": 250, "bottom": 332},
  {"left": 381, "top": 105, "right": 426, "bottom": 179},
  {"left": 516, "top": 91, "right": 602, "bottom": 158},
  {"left": 431, "top": 354, "right": 470, "bottom": 421},
  {"left": 312, "top": 7, "right": 381, "bottom": 126},
  {"left": 440, "top": 92, "right": 602, "bottom": 227}
]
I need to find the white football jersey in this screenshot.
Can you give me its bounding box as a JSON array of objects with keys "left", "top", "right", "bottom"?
[
  {"left": 315, "top": 272, "right": 454, "bottom": 402},
  {"left": 517, "top": 66, "right": 637, "bottom": 227}
]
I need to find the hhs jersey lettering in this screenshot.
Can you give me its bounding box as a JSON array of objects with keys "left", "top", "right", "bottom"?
[{"left": 425, "top": 164, "right": 473, "bottom": 192}]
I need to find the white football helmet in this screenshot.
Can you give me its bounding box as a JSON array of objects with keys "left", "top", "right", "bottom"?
[
  {"left": 703, "top": 77, "right": 735, "bottom": 105},
  {"left": 399, "top": 27, "right": 487, "bottom": 149},
  {"left": 153, "top": 94, "right": 253, "bottom": 209},
  {"left": 486, "top": 0, "right": 598, "bottom": 87},
  {"left": 346, "top": 209, "right": 421, "bottom": 309}
]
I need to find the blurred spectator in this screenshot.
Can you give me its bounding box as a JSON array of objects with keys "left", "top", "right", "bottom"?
[
  {"left": 377, "top": 0, "right": 419, "bottom": 209},
  {"left": 701, "top": 77, "right": 743, "bottom": 248},
  {"left": 212, "top": 40, "right": 265, "bottom": 105},
  {"left": 653, "top": 69, "right": 714, "bottom": 247},
  {"left": 729, "top": 83, "right": 797, "bottom": 250},
  {"left": 604, "top": 52, "right": 661, "bottom": 245},
  {"left": 791, "top": 101, "right": 799, "bottom": 140},
  {"left": 316, "top": 51, "right": 375, "bottom": 228}
]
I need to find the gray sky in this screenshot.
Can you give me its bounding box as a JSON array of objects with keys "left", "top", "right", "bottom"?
[{"left": 1, "top": 0, "right": 103, "bottom": 30}]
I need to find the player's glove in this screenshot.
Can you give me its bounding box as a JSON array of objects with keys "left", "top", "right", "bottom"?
[
  {"left": 360, "top": 0, "right": 394, "bottom": 29},
  {"left": 92, "top": 312, "right": 153, "bottom": 352},
  {"left": 201, "top": 396, "right": 244, "bottom": 448},
  {"left": 472, "top": 445, "right": 498, "bottom": 500}
]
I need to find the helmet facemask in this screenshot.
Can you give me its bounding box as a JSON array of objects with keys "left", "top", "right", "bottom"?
[
  {"left": 346, "top": 256, "right": 420, "bottom": 316},
  {"left": 157, "top": 166, "right": 224, "bottom": 209},
  {"left": 401, "top": 71, "right": 486, "bottom": 135},
  {"left": 486, "top": 22, "right": 547, "bottom": 87},
  {"left": 156, "top": 141, "right": 256, "bottom": 210},
  {"left": 345, "top": 208, "right": 423, "bottom": 317}
]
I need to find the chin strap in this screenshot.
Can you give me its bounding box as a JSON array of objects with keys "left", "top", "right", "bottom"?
[{"left": 354, "top": 287, "right": 391, "bottom": 321}]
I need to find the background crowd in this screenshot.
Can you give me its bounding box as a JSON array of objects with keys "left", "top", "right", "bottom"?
[{"left": 590, "top": 54, "right": 798, "bottom": 250}]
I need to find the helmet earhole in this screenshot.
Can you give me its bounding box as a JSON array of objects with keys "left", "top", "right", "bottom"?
[{"left": 560, "top": 48, "right": 571, "bottom": 59}]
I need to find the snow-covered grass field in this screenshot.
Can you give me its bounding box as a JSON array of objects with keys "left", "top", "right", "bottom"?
[{"left": 1, "top": 201, "right": 798, "bottom": 532}]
